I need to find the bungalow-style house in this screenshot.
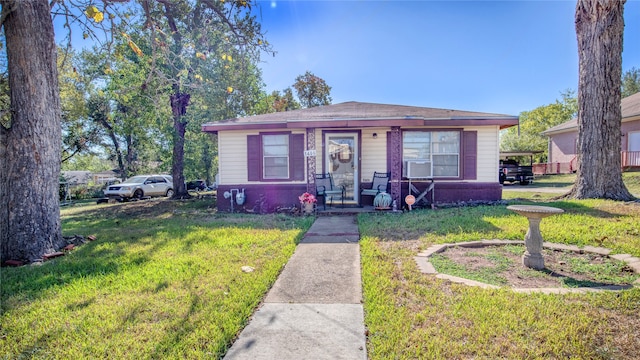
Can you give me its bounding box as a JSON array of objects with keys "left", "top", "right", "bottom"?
[
  {"left": 202, "top": 101, "right": 519, "bottom": 212},
  {"left": 542, "top": 92, "right": 640, "bottom": 173}
]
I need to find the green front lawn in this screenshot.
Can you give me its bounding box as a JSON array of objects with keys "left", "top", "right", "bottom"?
[
  {"left": 2, "top": 186, "right": 640, "bottom": 359},
  {"left": 0, "top": 200, "right": 313, "bottom": 358},
  {"left": 359, "top": 198, "right": 640, "bottom": 359}
]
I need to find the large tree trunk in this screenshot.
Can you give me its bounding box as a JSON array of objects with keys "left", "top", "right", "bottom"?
[
  {"left": 1, "top": 0, "right": 64, "bottom": 263},
  {"left": 571, "top": 0, "right": 634, "bottom": 200},
  {"left": 171, "top": 92, "right": 190, "bottom": 198}
]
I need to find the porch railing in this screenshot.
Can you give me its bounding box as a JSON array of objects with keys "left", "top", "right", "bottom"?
[
  {"left": 534, "top": 151, "right": 640, "bottom": 175},
  {"left": 622, "top": 150, "right": 640, "bottom": 168},
  {"left": 533, "top": 157, "right": 577, "bottom": 175}
]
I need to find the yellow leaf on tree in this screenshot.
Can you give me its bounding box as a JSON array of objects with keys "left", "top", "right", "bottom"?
[
  {"left": 221, "top": 54, "right": 227, "bottom": 61},
  {"left": 195, "top": 74, "right": 203, "bottom": 81},
  {"left": 85, "top": 5, "right": 98, "bottom": 17},
  {"left": 93, "top": 11, "right": 104, "bottom": 23},
  {"left": 128, "top": 40, "right": 143, "bottom": 57},
  {"left": 85, "top": 5, "right": 104, "bottom": 23},
  {"left": 227, "top": 87, "right": 233, "bottom": 93},
  {"left": 196, "top": 52, "right": 206, "bottom": 60}
]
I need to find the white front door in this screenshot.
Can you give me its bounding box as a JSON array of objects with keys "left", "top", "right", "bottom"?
[{"left": 326, "top": 133, "right": 359, "bottom": 204}]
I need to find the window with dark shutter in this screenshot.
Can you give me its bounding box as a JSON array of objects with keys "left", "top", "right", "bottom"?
[
  {"left": 402, "top": 130, "right": 460, "bottom": 178},
  {"left": 263, "top": 134, "right": 290, "bottom": 179},
  {"left": 247, "top": 132, "right": 304, "bottom": 182}
]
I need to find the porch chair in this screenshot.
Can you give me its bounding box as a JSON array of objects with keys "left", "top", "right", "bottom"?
[
  {"left": 361, "top": 171, "right": 390, "bottom": 200},
  {"left": 315, "top": 173, "right": 345, "bottom": 210}
]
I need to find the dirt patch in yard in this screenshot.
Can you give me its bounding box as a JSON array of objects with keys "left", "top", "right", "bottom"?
[{"left": 433, "top": 245, "right": 639, "bottom": 289}]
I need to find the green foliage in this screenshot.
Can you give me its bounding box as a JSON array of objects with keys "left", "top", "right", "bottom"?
[
  {"left": 0, "top": 39, "right": 8, "bottom": 129},
  {"left": 58, "top": 48, "right": 103, "bottom": 164},
  {"left": 60, "top": 153, "right": 114, "bottom": 172},
  {"left": 293, "top": 71, "right": 332, "bottom": 108},
  {"left": 252, "top": 88, "right": 301, "bottom": 114},
  {"left": 621, "top": 67, "right": 640, "bottom": 97},
  {"left": 500, "top": 90, "right": 577, "bottom": 162}
]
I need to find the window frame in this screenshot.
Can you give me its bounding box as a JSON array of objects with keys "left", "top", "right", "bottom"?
[
  {"left": 262, "top": 133, "right": 290, "bottom": 180},
  {"left": 248, "top": 132, "right": 305, "bottom": 182},
  {"left": 402, "top": 129, "right": 462, "bottom": 179}
]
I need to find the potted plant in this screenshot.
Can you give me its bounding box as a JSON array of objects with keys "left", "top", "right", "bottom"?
[{"left": 299, "top": 192, "right": 317, "bottom": 215}]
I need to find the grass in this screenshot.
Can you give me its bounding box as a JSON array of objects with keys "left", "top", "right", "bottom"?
[
  {"left": 3, "top": 173, "right": 640, "bottom": 359},
  {"left": 502, "top": 170, "right": 640, "bottom": 200},
  {"left": 428, "top": 244, "right": 638, "bottom": 288},
  {"left": 358, "top": 198, "right": 640, "bottom": 359},
  {"left": 0, "top": 199, "right": 314, "bottom": 359}
]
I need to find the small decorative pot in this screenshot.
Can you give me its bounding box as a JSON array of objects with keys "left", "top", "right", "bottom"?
[
  {"left": 302, "top": 202, "right": 315, "bottom": 215},
  {"left": 373, "top": 192, "right": 392, "bottom": 209}
]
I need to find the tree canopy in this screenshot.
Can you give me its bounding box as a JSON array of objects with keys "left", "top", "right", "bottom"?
[
  {"left": 500, "top": 90, "right": 577, "bottom": 162},
  {"left": 621, "top": 67, "right": 640, "bottom": 97},
  {"left": 293, "top": 71, "right": 332, "bottom": 108},
  {"left": 0, "top": 0, "right": 274, "bottom": 262}
]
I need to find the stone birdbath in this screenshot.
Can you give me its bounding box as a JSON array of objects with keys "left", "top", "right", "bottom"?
[{"left": 507, "top": 205, "right": 564, "bottom": 270}]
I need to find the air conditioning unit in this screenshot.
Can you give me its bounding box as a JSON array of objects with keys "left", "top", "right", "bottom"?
[{"left": 407, "top": 161, "right": 432, "bottom": 178}]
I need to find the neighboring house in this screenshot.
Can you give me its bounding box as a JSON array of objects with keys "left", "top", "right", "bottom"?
[
  {"left": 202, "top": 101, "right": 518, "bottom": 212},
  {"left": 542, "top": 92, "right": 640, "bottom": 173},
  {"left": 61, "top": 171, "right": 92, "bottom": 186},
  {"left": 61, "top": 170, "right": 120, "bottom": 186},
  {"left": 92, "top": 170, "right": 120, "bottom": 185}
]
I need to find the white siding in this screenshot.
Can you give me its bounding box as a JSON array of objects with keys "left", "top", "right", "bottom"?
[
  {"left": 468, "top": 125, "right": 500, "bottom": 182},
  {"left": 218, "top": 131, "right": 248, "bottom": 185},
  {"left": 360, "top": 128, "right": 387, "bottom": 182},
  {"left": 218, "top": 130, "right": 307, "bottom": 185}
]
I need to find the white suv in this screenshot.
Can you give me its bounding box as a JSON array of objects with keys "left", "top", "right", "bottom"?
[{"left": 104, "top": 175, "right": 174, "bottom": 200}]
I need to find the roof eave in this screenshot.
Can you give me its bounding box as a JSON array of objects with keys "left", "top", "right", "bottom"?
[{"left": 202, "top": 117, "right": 519, "bottom": 133}]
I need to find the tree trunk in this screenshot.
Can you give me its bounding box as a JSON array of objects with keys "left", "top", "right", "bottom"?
[
  {"left": 171, "top": 92, "right": 190, "bottom": 198},
  {"left": 571, "top": 0, "right": 634, "bottom": 200},
  {"left": 0, "top": 0, "right": 64, "bottom": 263},
  {"left": 98, "top": 116, "right": 126, "bottom": 180}
]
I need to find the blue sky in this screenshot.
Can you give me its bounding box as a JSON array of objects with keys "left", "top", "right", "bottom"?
[{"left": 254, "top": 0, "right": 640, "bottom": 116}]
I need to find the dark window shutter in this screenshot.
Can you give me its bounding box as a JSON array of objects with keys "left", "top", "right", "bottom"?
[
  {"left": 462, "top": 131, "right": 477, "bottom": 180},
  {"left": 247, "top": 135, "right": 261, "bottom": 181},
  {"left": 291, "top": 134, "right": 305, "bottom": 181},
  {"left": 386, "top": 131, "right": 392, "bottom": 173}
]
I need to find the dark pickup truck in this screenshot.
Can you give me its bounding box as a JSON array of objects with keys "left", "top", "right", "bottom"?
[{"left": 499, "top": 159, "right": 534, "bottom": 185}]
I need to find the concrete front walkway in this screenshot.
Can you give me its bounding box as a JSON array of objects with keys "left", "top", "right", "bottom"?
[{"left": 224, "top": 216, "right": 367, "bottom": 360}]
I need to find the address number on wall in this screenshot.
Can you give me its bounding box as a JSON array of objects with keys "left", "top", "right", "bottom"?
[{"left": 304, "top": 150, "right": 316, "bottom": 157}]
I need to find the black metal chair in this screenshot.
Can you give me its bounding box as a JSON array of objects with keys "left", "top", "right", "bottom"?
[
  {"left": 315, "top": 173, "right": 345, "bottom": 210},
  {"left": 361, "top": 171, "right": 390, "bottom": 200}
]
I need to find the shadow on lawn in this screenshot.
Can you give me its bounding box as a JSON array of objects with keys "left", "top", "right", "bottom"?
[
  {"left": 0, "top": 233, "right": 165, "bottom": 308},
  {"left": 3, "top": 200, "right": 310, "bottom": 312}
]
